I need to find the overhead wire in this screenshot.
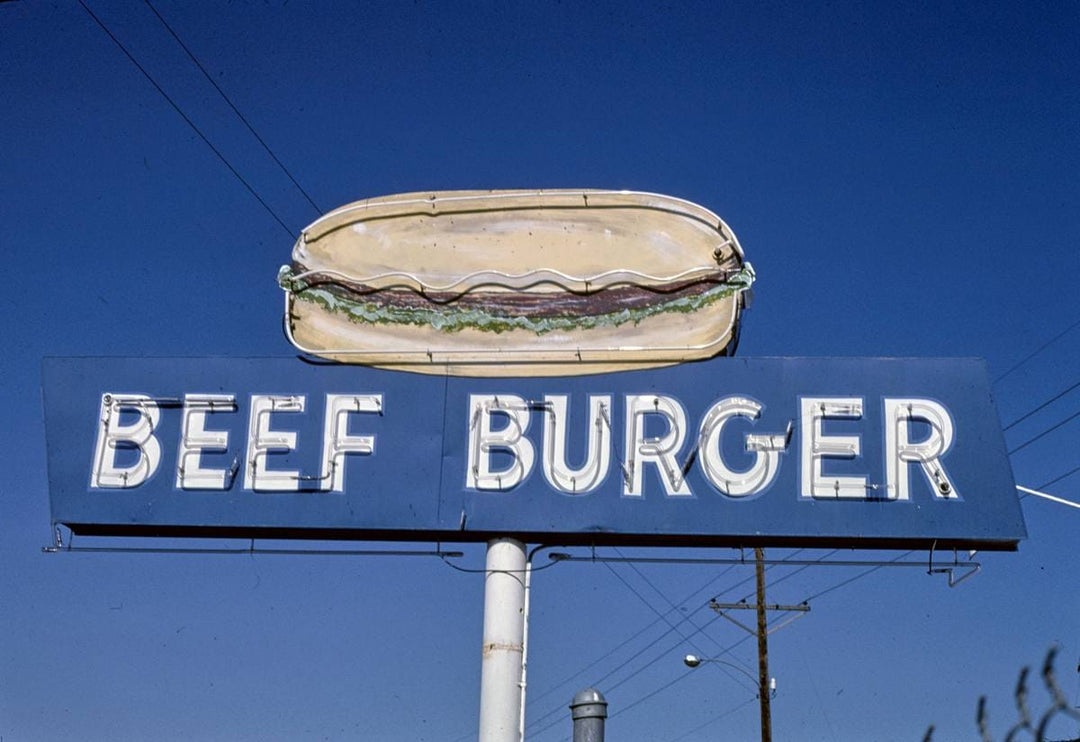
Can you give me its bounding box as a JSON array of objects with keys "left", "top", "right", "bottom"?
[
  {"left": 604, "top": 552, "right": 757, "bottom": 690},
  {"left": 544, "top": 595, "right": 808, "bottom": 741},
  {"left": 524, "top": 610, "right": 715, "bottom": 736},
  {"left": 798, "top": 550, "right": 912, "bottom": 603},
  {"left": 528, "top": 549, "right": 821, "bottom": 739},
  {"left": 581, "top": 633, "right": 764, "bottom": 742},
  {"left": 993, "top": 336, "right": 1080, "bottom": 501},
  {"left": 525, "top": 564, "right": 762, "bottom": 737},
  {"left": 618, "top": 547, "right": 758, "bottom": 656},
  {"left": 76, "top": 0, "right": 296, "bottom": 239},
  {"left": 995, "top": 325, "right": 1080, "bottom": 504},
  {"left": 524, "top": 561, "right": 740, "bottom": 710},
  {"left": 993, "top": 316, "right": 1080, "bottom": 385},
  {"left": 526, "top": 614, "right": 735, "bottom": 741},
  {"left": 141, "top": 0, "right": 323, "bottom": 214},
  {"left": 599, "top": 612, "right": 728, "bottom": 697},
  {"left": 591, "top": 551, "right": 826, "bottom": 703},
  {"left": 607, "top": 667, "right": 707, "bottom": 723},
  {"left": 533, "top": 542, "right": 970, "bottom": 739},
  {"left": 615, "top": 551, "right": 914, "bottom": 737},
  {"left": 663, "top": 695, "right": 758, "bottom": 742},
  {"left": 553, "top": 549, "right": 893, "bottom": 737},
  {"left": 1007, "top": 407, "right": 1080, "bottom": 456},
  {"left": 530, "top": 533, "right": 1056, "bottom": 740},
  {"left": 533, "top": 564, "right": 757, "bottom": 710},
  {"left": 651, "top": 557, "right": 912, "bottom": 739},
  {"left": 557, "top": 611, "right": 799, "bottom": 742},
  {"left": 496, "top": 541, "right": 963, "bottom": 741},
  {"left": 617, "top": 545, "right": 839, "bottom": 661},
  {"left": 1003, "top": 379, "right": 1080, "bottom": 431},
  {"left": 1036, "top": 463, "right": 1080, "bottom": 490},
  {"left": 511, "top": 562, "right": 744, "bottom": 741}
]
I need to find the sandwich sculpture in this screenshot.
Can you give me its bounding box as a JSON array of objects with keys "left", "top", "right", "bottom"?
[{"left": 278, "top": 189, "right": 753, "bottom": 376}]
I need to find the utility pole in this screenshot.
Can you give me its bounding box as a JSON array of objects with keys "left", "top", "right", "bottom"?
[
  {"left": 754, "top": 547, "right": 771, "bottom": 742},
  {"left": 708, "top": 548, "right": 809, "bottom": 742}
]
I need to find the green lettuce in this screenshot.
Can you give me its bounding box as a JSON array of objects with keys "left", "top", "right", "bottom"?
[{"left": 279, "top": 264, "right": 754, "bottom": 336}]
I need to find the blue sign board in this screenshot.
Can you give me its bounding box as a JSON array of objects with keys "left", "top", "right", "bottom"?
[{"left": 41, "top": 357, "right": 1026, "bottom": 549}]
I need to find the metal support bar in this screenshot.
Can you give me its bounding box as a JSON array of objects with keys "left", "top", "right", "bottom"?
[
  {"left": 709, "top": 600, "right": 810, "bottom": 634},
  {"left": 42, "top": 532, "right": 464, "bottom": 559},
  {"left": 519, "top": 545, "right": 560, "bottom": 742},
  {"left": 763, "top": 610, "right": 810, "bottom": 636},
  {"left": 710, "top": 602, "right": 812, "bottom": 612},
  {"left": 710, "top": 606, "right": 758, "bottom": 637},
  {"left": 549, "top": 553, "right": 980, "bottom": 572},
  {"left": 42, "top": 545, "right": 465, "bottom": 558}
]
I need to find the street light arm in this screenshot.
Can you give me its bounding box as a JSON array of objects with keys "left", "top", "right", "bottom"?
[{"left": 683, "top": 654, "right": 773, "bottom": 693}]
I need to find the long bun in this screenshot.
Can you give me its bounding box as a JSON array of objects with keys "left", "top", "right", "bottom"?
[{"left": 280, "top": 189, "right": 753, "bottom": 377}]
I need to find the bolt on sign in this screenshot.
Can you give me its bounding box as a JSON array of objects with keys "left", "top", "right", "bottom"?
[{"left": 41, "top": 191, "right": 1026, "bottom": 549}]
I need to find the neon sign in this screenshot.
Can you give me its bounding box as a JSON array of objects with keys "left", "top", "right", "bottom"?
[{"left": 45, "top": 356, "right": 1025, "bottom": 549}]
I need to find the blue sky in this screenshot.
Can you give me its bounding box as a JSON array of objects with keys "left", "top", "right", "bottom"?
[{"left": 2, "top": 1, "right": 1079, "bottom": 740}]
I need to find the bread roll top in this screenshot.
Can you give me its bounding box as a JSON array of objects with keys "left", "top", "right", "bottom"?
[{"left": 291, "top": 190, "right": 745, "bottom": 295}]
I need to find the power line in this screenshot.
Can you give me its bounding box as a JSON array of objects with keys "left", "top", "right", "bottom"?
[
  {"left": 585, "top": 564, "right": 761, "bottom": 684},
  {"left": 611, "top": 549, "right": 758, "bottom": 682},
  {"left": 528, "top": 616, "right": 735, "bottom": 741},
  {"left": 798, "top": 551, "right": 911, "bottom": 603},
  {"left": 593, "top": 552, "right": 815, "bottom": 696},
  {"left": 525, "top": 561, "right": 741, "bottom": 712},
  {"left": 531, "top": 549, "right": 910, "bottom": 740},
  {"left": 141, "top": 0, "right": 323, "bottom": 215},
  {"left": 529, "top": 551, "right": 821, "bottom": 739},
  {"left": 532, "top": 547, "right": 958, "bottom": 739},
  {"left": 559, "top": 621, "right": 790, "bottom": 741},
  {"left": 564, "top": 609, "right": 799, "bottom": 740},
  {"left": 994, "top": 316, "right": 1080, "bottom": 385},
  {"left": 585, "top": 551, "right": 911, "bottom": 735},
  {"left": 1003, "top": 379, "right": 1080, "bottom": 431},
  {"left": 603, "top": 614, "right": 737, "bottom": 698},
  {"left": 526, "top": 609, "right": 716, "bottom": 735},
  {"left": 664, "top": 695, "right": 758, "bottom": 742},
  {"left": 1007, "top": 407, "right": 1080, "bottom": 456},
  {"left": 1038, "top": 463, "right": 1080, "bottom": 490},
  {"left": 76, "top": 0, "right": 296, "bottom": 240},
  {"left": 608, "top": 667, "right": 698, "bottom": 721},
  {"left": 603, "top": 559, "right": 757, "bottom": 693},
  {"left": 526, "top": 566, "right": 760, "bottom": 737}
]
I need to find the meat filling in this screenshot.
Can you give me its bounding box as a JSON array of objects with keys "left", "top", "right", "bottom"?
[{"left": 283, "top": 261, "right": 735, "bottom": 318}]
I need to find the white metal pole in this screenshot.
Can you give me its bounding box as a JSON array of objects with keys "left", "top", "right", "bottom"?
[{"left": 479, "top": 538, "right": 527, "bottom": 742}]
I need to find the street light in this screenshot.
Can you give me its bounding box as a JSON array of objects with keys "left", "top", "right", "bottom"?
[
  {"left": 682, "top": 654, "right": 776, "bottom": 698},
  {"left": 683, "top": 653, "right": 777, "bottom": 741}
]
